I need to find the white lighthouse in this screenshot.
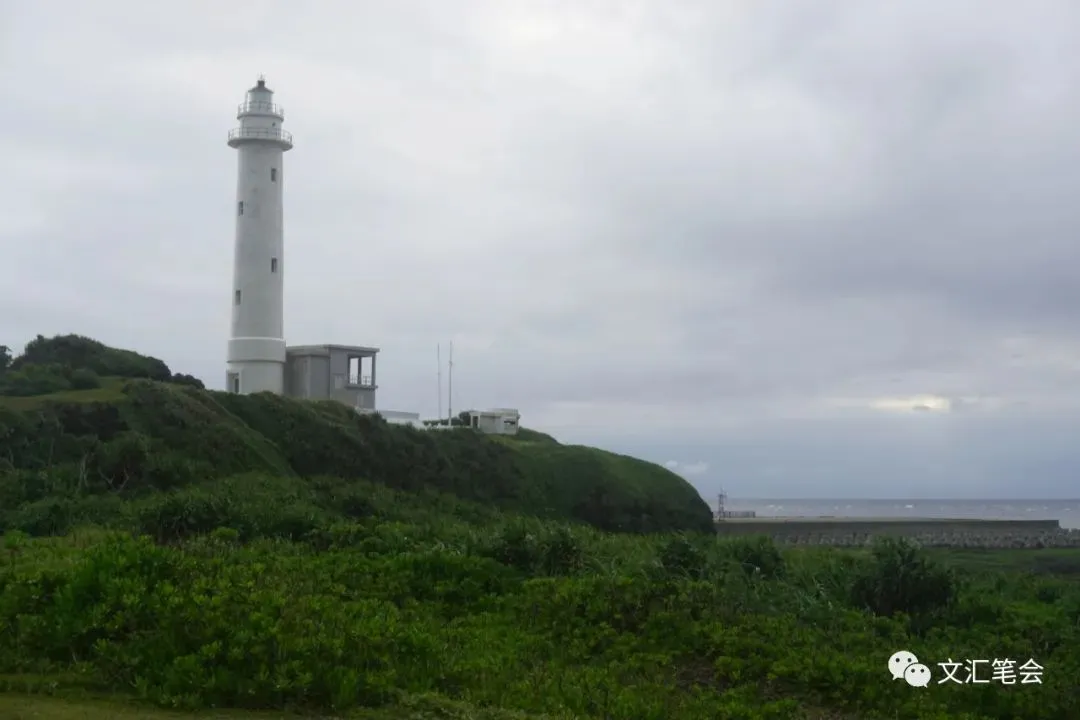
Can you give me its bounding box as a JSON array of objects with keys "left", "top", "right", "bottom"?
[{"left": 225, "top": 77, "right": 292, "bottom": 395}]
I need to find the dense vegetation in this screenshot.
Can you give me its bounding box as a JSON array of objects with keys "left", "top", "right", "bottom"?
[
  {"left": 0, "top": 336, "right": 1078, "bottom": 719},
  {"left": 0, "top": 334, "right": 203, "bottom": 397},
  {"left": 0, "top": 335, "right": 712, "bottom": 535}
]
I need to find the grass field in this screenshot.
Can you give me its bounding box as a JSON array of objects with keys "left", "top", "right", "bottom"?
[
  {"left": 0, "top": 689, "right": 861, "bottom": 719},
  {"left": 0, "top": 377, "right": 127, "bottom": 411},
  {"left": 0, "top": 693, "right": 298, "bottom": 719},
  {"left": 0, "top": 688, "right": 560, "bottom": 719},
  {"left": 928, "top": 546, "right": 1080, "bottom": 576}
]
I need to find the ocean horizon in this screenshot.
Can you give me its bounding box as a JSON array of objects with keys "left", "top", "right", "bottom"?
[{"left": 723, "top": 498, "right": 1080, "bottom": 530}]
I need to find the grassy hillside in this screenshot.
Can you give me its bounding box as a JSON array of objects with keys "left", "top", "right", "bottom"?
[
  {"left": 0, "top": 335, "right": 714, "bottom": 536},
  {"left": 0, "top": 380, "right": 713, "bottom": 537}
]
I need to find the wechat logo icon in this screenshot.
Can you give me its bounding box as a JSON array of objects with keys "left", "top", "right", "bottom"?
[{"left": 889, "top": 650, "right": 932, "bottom": 687}]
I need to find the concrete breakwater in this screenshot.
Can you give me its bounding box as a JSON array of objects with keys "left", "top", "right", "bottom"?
[{"left": 714, "top": 517, "right": 1080, "bottom": 549}]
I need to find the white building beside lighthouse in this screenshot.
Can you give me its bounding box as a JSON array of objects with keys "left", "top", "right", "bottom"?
[{"left": 226, "top": 77, "right": 291, "bottom": 395}]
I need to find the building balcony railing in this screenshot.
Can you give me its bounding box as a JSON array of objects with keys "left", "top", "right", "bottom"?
[
  {"left": 227, "top": 127, "right": 294, "bottom": 146},
  {"left": 348, "top": 375, "right": 373, "bottom": 387},
  {"left": 238, "top": 101, "right": 284, "bottom": 118}
]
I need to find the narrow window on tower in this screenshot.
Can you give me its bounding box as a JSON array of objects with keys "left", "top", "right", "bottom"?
[
  {"left": 270, "top": 257, "right": 278, "bottom": 273},
  {"left": 234, "top": 289, "right": 241, "bottom": 305},
  {"left": 238, "top": 201, "right": 244, "bottom": 215},
  {"left": 270, "top": 168, "right": 277, "bottom": 182}
]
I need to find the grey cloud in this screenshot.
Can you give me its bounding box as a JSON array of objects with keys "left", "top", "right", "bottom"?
[
  {"left": 3, "top": 1, "right": 1080, "bottom": 497},
  {"left": 584, "top": 410, "right": 1080, "bottom": 499}
]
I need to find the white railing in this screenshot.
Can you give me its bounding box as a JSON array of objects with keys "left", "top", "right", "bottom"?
[
  {"left": 238, "top": 101, "right": 284, "bottom": 117},
  {"left": 227, "top": 127, "right": 293, "bottom": 144}
]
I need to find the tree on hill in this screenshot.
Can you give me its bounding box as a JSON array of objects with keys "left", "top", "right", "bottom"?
[
  {"left": 12, "top": 334, "right": 171, "bottom": 380},
  {"left": 0, "top": 362, "right": 77, "bottom": 396},
  {"left": 0, "top": 334, "right": 204, "bottom": 396},
  {"left": 169, "top": 373, "right": 205, "bottom": 389}
]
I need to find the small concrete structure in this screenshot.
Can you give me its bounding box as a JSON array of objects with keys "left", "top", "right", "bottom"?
[
  {"left": 466, "top": 408, "right": 520, "bottom": 435},
  {"left": 284, "top": 344, "right": 378, "bottom": 410},
  {"left": 361, "top": 409, "right": 422, "bottom": 427},
  {"left": 715, "top": 490, "right": 756, "bottom": 520}
]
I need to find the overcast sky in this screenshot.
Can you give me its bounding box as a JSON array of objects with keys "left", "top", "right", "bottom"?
[{"left": 3, "top": 1, "right": 1080, "bottom": 499}]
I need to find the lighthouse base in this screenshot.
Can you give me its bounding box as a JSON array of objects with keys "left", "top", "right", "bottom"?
[{"left": 227, "top": 337, "right": 286, "bottom": 395}]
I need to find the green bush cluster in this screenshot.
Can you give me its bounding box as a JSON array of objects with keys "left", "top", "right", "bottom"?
[
  {"left": 0, "top": 335, "right": 204, "bottom": 397},
  {"left": 0, "top": 361, "right": 101, "bottom": 397},
  {"left": 0, "top": 484, "right": 1076, "bottom": 719}
]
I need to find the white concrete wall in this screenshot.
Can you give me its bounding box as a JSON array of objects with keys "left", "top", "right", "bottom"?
[
  {"left": 380, "top": 410, "right": 421, "bottom": 425},
  {"left": 468, "top": 409, "right": 521, "bottom": 435}
]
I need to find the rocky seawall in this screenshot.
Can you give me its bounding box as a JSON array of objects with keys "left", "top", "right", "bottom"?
[
  {"left": 714, "top": 518, "right": 1080, "bottom": 549},
  {"left": 765, "top": 528, "right": 1080, "bottom": 549}
]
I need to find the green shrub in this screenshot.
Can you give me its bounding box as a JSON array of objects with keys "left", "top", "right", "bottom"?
[
  {"left": 128, "top": 474, "right": 327, "bottom": 543},
  {"left": 12, "top": 334, "right": 171, "bottom": 380},
  {"left": 536, "top": 525, "right": 586, "bottom": 576},
  {"left": 6, "top": 496, "right": 77, "bottom": 536},
  {"left": 720, "top": 535, "right": 786, "bottom": 579},
  {"left": 851, "top": 537, "right": 958, "bottom": 617},
  {"left": 168, "top": 373, "right": 204, "bottom": 389},
  {"left": 0, "top": 362, "right": 71, "bottom": 396},
  {"left": 68, "top": 368, "right": 101, "bottom": 390},
  {"left": 657, "top": 534, "right": 708, "bottom": 580},
  {"left": 487, "top": 521, "right": 543, "bottom": 573}
]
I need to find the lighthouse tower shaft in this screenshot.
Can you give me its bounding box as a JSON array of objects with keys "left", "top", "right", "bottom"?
[{"left": 225, "top": 78, "right": 293, "bottom": 395}]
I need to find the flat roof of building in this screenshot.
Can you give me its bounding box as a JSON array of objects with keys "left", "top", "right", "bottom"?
[
  {"left": 379, "top": 409, "right": 421, "bottom": 419},
  {"left": 286, "top": 343, "right": 380, "bottom": 355}
]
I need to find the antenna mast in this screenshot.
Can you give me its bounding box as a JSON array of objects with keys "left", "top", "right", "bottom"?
[
  {"left": 447, "top": 341, "right": 454, "bottom": 422},
  {"left": 437, "top": 344, "right": 443, "bottom": 421}
]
